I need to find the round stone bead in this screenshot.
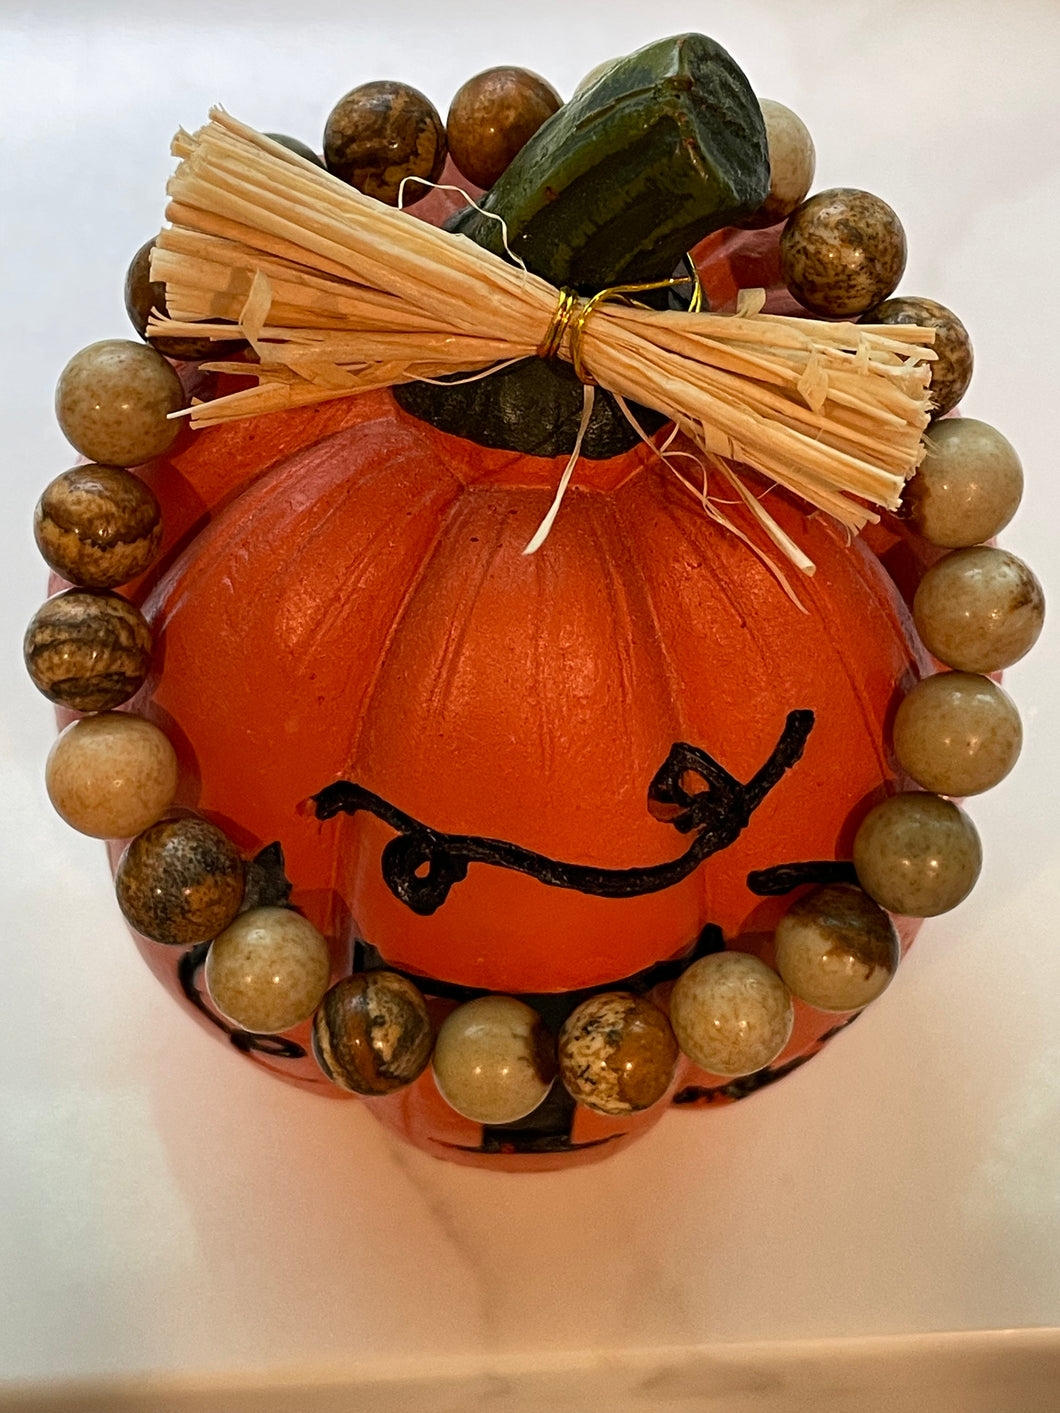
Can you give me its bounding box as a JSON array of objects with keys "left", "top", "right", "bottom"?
[
  {"left": 324, "top": 81, "right": 447, "bottom": 206},
  {"left": 904, "top": 418, "right": 1023, "bottom": 548},
  {"left": 265, "top": 132, "right": 325, "bottom": 167},
  {"left": 893, "top": 671, "right": 1022, "bottom": 796},
  {"left": 669, "top": 952, "right": 793, "bottom": 1078},
  {"left": 447, "top": 67, "right": 562, "bottom": 190},
  {"left": 432, "top": 995, "right": 556, "bottom": 1125},
  {"left": 34, "top": 463, "right": 162, "bottom": 589},
  {"left": 736, "top": 99, "right": 816, "bottom": 230},
  {"left": 45, "top": 712, "right": 178, "bottom": 839},
  {"left": 780, "top": 188, "right": 907, "bottom": 317},
  {"left": 125, "top": 239, "right": 234, "bottom": 362},
  {"left": 913, "top": 546, "right": 1045, "bottom": 673},
  {"left": 312, "top": 972, "right": 433, "bottom": 1095},
  {"left": 115, "top": 816, "right": 245, "bottom": 946},
  {"left": 853, "top": 792, "right": 982, "bottom": 917},
  {"left": 205, "top": 907, "right": 330, "bottom": 1034},
  {"left": 24, "top": 589, "right": 152, "bottom": 712},
  {"left": 557, "top": 992, "right": 678, "bottom": 1115},
  {"left": 774, "top": 883, "right": 900, "bottom": 1012},
  {"left": 55, "top": 339, "right": 186, "bottom": 466},
  {"left": 861, "top": 296, "right": 972, "bottom": 419}
]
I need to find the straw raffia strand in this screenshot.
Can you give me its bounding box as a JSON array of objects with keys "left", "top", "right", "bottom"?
[{"left": 148, "top": 108, "right": 937, "bottom": 574}]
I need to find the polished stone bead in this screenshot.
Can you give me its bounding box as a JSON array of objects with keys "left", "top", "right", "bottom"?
[
  {"left": 913, "top": 546, "right": 1045, "bottom": 673},
  {"left": 324, "top": 81, "right": 447, "bottom": 206},
  {"left": 313, "top": 972, "right": 433, "bottom": 1095},
  {"left": 124, "top": 239, "right": 238, "bottom": 362},
  {"left": 55, "top": 339, "right": 185, "bottom": 466},
  {"left": 861, "top": 296, "right": 972, "bottom": 419},
  {"left": 853, "top": 792, "right": 982, "bottom": 917},
  {"left": 781, "top": 188, "right": 906, "bottom": 317},
  {"left": 205, "top": 907, "right": 330, "bottom": 1034},
  {"left": 558, "top": 992, "right": 678, "bottom": 1115},
  {"left": 447, "top": 67, "right": 562, "bottom": 190},
  {"left": 894, "top": 672, "right": 1022, "bottom": 796},
  {"left": 265, "top": 132, "right": 325, "bottom": 167},
  {"left": 24, "top": 588, "right": 152, "bottom": 712},
  {"left": 736, "top": 98, "right": 816, "bottom": 229},
  {"left": 115, "top": 817, "right": 245, "bottom": 946},
  {"left": 34, "top": 463, "right": 162, "bottom": 589},
  {"left": 774, "top": 883, "right": 899, "bottom": 1012},
  {"left": 904, "top": 418, "right": 1023, "bottom": 548},
  {"left": 45, "top": 712, "right": 178, "bottom": 839},
  {"left": 669, "top": 952, "right": 793, "bottom": 1078},
  {"left": 432, "top": 995, "right": 556, "bottom": 1124}
]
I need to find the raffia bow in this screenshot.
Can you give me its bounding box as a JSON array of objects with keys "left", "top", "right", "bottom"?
[{"left": 149, "top": 109, "right": 936, "bottom": 575}]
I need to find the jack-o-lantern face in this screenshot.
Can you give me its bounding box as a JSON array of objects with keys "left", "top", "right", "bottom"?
[{"left": 111, "top": 368, "right": 926, "bottom": 1169}]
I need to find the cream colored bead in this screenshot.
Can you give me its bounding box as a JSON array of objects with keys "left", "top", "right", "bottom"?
[
  {"left": 737, "top": 98, "right": 815, "bottom": 229},
  {"left": 907, "top": 418, "right": 1023, "bottom": 547},
  {"left": 432, "top": 995, "right": 555, "bottom": 1125},
  {"left": 45, "top": 712, "right": 178, "bottom": 839},
  {"left": 205, "top": 907, "right": 330, "bottom": 1034},
  {"left": 669, "top": 952, "right": 793, "bottom": 1077},
  {"left": 913, "top": 546, "right": 1045, "bottom": 673},
  {"left": 775, "top": 884, "right": 899, "bottom": 1012},
  {"left": 853, "top": 792, "right": 981, "bottom": 917},
  {"left": 894, "top": 672, "right": 1022, "bottom": 796},
  {"left": 55, "top": 339, "right": 185, "bottom": 467}
]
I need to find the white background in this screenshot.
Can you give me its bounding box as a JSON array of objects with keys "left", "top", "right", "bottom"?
[{"left": 1, "top": 0, "right": 1058, "bottom": 1404}]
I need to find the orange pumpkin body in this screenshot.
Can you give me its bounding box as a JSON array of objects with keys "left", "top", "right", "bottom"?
[{"left": 101, "top": 228, "right": 931, "bottom": 1170}]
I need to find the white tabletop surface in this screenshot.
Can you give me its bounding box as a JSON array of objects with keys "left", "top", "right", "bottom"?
[{"left": 2, "top": 0, "right": 1058, "bottom": 1403}]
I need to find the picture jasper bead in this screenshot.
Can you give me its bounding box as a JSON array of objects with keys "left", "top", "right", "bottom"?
[
  {"left": 736, "top": 98, "right": 816, "bottom": 230},
  {"left": 312, "top": 972, "right": 433, "bottom": 1095},
  {"left": 34, "top": 464, "right": 162, "bottom": 589},
  {"left": 24, "top": 588, "right": 153, "bottom": 712},
  {"left": 205, "top": 907, "right": 330, "bottom": 1034},
  {"left": 904, "top": 418, "right": 1023, "bottom": 549},
  {"left": 774, "top": 883, "right": 899, "bottom": 1012},
  {"left": 432, "top": 995, "right": 556, "bottom": 1125},
  {"left": 893, "top": 672, "right": 1022, "bottom": 797},
  {"left": 913, "top": 546, "right": 1045, "bottom": 673},
  {"left": 45, "top": 712, "right": 178, "bottom": 839},
  {"left": 669, "top": 952, "right": 793, "bottom": 1078},
  {"left": 446, "top": 66, "right": 562, "bottom": 190},
  {"left": 265, "top": 133, "right": 324, "bottom": 168},
  {"left": 853, "top": 792, "right": 982, "bottom": 917},
  {"left": 324, "top": 81, "right": 447, "bottom": 206},
  {"left": 116, "top": 817, "right": 245, "bottom": 946},
  {"left": 861, "top": 296, "right": 972, "bottom": 419},
  {"left": 55, "top": 339, "right": 186, "bottom": 466},
  {"left": 558, "top": 992, "right": 678, "bottom": 1115},
  {"left": 781, "top": 188, "right": 906, "bottom": 317},
  {"left": 124, "top": 239, "right": 240, "bottom": 362}
]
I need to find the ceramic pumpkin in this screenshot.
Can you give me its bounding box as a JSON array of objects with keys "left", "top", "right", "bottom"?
[{"left": 39, "top": 33, "right": 1031, "bottom": 1173}]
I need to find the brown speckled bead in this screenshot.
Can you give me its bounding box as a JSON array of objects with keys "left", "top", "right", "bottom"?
[
  {"left": 116, "top": 817, "right": 245, "bottom": 946},
  {"left": 205, "top": 907, "right": 330, "bottom": 1034},
  {"left": 669, "top": 952, "right": 793, "bottom": 1078},
  {"left": 34, "top": 464, "right": 162, "bottom": 589},
  {"left": 780, "top": 187, "right": 906, "bottom": 317},
  {"left": 558, "top": 992, "right": 678, "bottom": 1115},
  {"left": 913, "top": 546, "right": 1045, "bottom": 673},
  {"left": 861, "top": 296, "right": 972, "bottom": 419},
  {"left": 45, "top": 712, "right": 178, "bottom": 839},
  {"left": 313, "top": 972, "right": 433, "bottom": 1095},
  {"left": 736, "top": 99, "right": 816, "bottom": 230},
  {"left": 24, "top": 588, "right": 152, "bottom": 712},
  {"left": 125, "top": 239, "right": 241, "bottom": 362},
  {"left": 774, "top": 883, "right": 899, "bottom": 1012},
  {"left": 904, "top": 418, "right": 1023, "bottom": 549},
  {"left": 324, "top": 81, "right": 446, "bottom": 206},
  {"left": 893, "top": 671, "right": 1022, "bottom": 797},
  {"left": 853, "top": 793, "right": 981, "bottom": 917},
  {"left": 55, "top": 339, "right": 185, "bottom": 466},
  {"left": 432, "top": 995, "right": 556, "bottom": 1124},
  {"left": 447, "top": 67, "right": 562, "bottom": 190}
]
